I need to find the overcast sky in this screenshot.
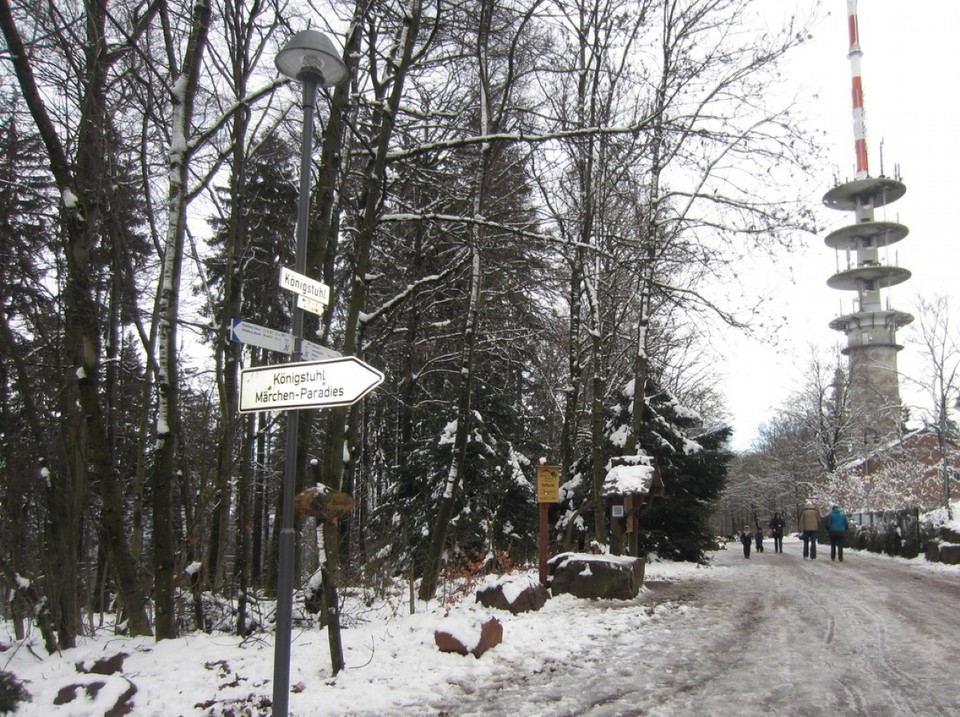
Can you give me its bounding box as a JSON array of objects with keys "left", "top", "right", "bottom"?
[{"left": 721, "top": 0, "right": 960, "bottom": 451}]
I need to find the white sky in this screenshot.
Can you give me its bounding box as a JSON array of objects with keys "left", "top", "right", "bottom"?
[{"left": 722, "top": 0, "right": 960, "bottom": 451}]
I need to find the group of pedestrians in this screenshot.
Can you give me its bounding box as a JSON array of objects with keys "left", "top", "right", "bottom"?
[{"left": 738, "top": 503, "right": 848, "bottom": 561}]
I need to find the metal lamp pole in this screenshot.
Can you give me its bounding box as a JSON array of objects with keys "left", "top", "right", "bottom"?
[{"left": 273, "top": 31, "right": 346, "bottom": 717}]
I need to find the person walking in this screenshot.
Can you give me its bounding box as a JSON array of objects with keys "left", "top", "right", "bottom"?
[
  {"left": 798, "top": 501, "right": 820, "bottom": 559},
  {"left": 825, "top": 504, "right": 849, "bottom": 562},
  {"left": 739, "top": 525, "right": 752, "bottom": 558},
  {"left": 754, "top": 526, "right": 764, "bottom": 553},
  {"left": 769, "top": 512, "right": 785, "bottom": 553}
]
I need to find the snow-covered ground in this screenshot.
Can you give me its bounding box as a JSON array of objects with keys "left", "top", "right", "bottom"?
[{"left": 4, "top": 532, "right": 960, "bottom": 716}]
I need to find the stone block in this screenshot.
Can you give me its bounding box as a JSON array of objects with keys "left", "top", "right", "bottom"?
[
  {"left": 434, "top": 617, "right": 503, "bottom": 658},
  {"left": 549, "top": 553, "right": 645, "bottom": 600},
  {"left": 476, "top": 577, "right": 548, "bottom": 614},
  {"left": 938, "top": 543, "right": 960, "bottom": 565}
]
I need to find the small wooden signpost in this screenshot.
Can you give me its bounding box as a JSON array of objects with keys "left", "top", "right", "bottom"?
[{"left": 536, "top": 464, "right": 560, "bottom": 586}]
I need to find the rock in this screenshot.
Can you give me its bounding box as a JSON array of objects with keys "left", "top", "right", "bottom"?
[
  {"left": 53, "top": 676, "right": 136, "bottom": 716},
  {"left": 476, "top": 576, "right": 548, "bottom": 614},
  {"left": 549, "top": 553, "right": 645, "bottom": 600},
  {"left": 925, "top": 541, "right": 941, "bottom": 563},
  {"left": 938, "top": 543, "right": 960, "bottom": 565},
  {"left": 940, "top": 526, "right": 960, "bottom": 544},
  {"left": 77, "top": 652, "right": 128, "bottom": 676},
  {"left": 434, "top": 617, "right": 503, "bottom": 658}
]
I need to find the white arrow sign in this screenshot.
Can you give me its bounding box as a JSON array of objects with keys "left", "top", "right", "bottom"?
[
  {"left": 301, "top": 340, "right": 341, "bottom": 361},
  {"left": 230, "top": 319, "right": 293, "bottom": 355},
  {"left": 280, "top": 267, "right": 329, "bottom": 305},
  {"left": 239, "top": 357, "right": 384, "bottom": 413},
  {"left": 231, "top": 319, "right": 341, "bottom": 361},
  {"left": 297, "top": 294, "right": 326, "bottom": 316}
]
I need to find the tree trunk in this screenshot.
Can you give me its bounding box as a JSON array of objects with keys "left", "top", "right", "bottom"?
[
  {"left": 1, "top": 0, "right": 154, "bottom": 641},
  {"left": 152, "top": 0, "right": 212, "bottom": 640}
]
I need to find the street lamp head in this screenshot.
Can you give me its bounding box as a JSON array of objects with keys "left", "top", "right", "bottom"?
[{"left": 275, "top": 30, "right": 347, "bottom": 87}]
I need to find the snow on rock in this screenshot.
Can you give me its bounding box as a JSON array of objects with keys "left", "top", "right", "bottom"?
[
  {"left": 477, "top": 574, "right": 550, "bottom": 615},
  {"left": 549, "top": 552, "right": 646, "bottom": 600},
  {"left": 434, "top": 615, "right": 503, "bottom": 657}
]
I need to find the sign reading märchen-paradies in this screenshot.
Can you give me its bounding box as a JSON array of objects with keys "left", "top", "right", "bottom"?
[{"left": 239, "top": 357, "right": 384, "bottom": 413}]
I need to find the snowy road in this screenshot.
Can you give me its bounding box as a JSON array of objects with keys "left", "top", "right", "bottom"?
[{"left": 430, "top": 543, "right": 960, "bottom": 717}]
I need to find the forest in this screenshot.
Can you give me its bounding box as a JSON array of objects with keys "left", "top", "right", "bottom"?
[{"left": 0, "top": 0, "right": 823, "bottom": 651}]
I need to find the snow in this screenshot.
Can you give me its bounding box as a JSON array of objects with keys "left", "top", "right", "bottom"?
[
  {"left": 477, "top": 573, "right": 540, "bottom": 605},
  {"left": 2, "top": 561, "right": 697, "bottom": 716},
  {"left": 439, "top": 419, "right": 458, "bottom": 445},
  {"left": 603, "top": 462, "right": 654, "bottom": 496},
  {"left": 61, "top": 188, "right": 78, "bottom": 209},
  {"left": 4, "top": 537, "right": 960, "bottom": 716}
]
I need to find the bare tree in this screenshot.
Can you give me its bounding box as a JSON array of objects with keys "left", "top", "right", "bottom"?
[
  {"left": 1, "top": 0, "right": 155, "bottom": 643},
  {"left": 908, "top": 294, "right": 960, "bottom": 516}
]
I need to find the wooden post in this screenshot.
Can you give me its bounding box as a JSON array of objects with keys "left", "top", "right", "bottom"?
[
  {"left": 539, "top": 503, "right": 549, "bottom": 586},
  {"left": 536, "top": 465, "right": 560, "bottom": 588}
]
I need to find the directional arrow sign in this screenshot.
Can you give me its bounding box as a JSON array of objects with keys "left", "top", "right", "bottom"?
[
  {"left": 230, "top": 319, "right": 293, "bottom": 355},
  {"left": 297, "top": 294, "right": 326, "bottom": 317},
  {"left": 231, "top": 319, "right": 340, "bottom": 362},
  {"left": 301, "top": 340, "right": 341, "bottom": 361},
  {"left": 239, "top": 357, "right": 384, "bottom": 413}
]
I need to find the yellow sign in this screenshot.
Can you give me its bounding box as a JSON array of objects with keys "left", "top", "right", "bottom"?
[{"left": 536, "top": 465, "right": 561, "bottom": 503}]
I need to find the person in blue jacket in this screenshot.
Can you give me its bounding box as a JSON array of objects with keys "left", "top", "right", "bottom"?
[{"left": 825, "top": 505, "right": 849, "bottom": 562}]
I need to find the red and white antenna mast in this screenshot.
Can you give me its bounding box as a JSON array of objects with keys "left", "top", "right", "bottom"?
[
  {"left": 822, "top": 0, "right": 913, "bottom": 442},
  {"left": 847, "top": 0, "right": 869, "bottom": 178}
]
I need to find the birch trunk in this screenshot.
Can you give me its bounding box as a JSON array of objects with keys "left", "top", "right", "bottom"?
[{"left": 152, "top": 0, "right": 211, "bottom": 640}]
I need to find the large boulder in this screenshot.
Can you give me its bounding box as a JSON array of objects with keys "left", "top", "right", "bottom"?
[
  {"left": 549, "top": 552, "right": 645, "bottom": 600},
  {"left": 925, "top": 525, "right": 960, "bottom": 565},
  {"left": 941, "top": 526, "right": 960, "bottom": 544},
  {"left": 434, "top": 616, "right": 503, "bottom": 658},
  {"left": 938, "top": 543, "right": 960, "bottom": 565},
  {"left": 476, "top": 574, "right": 548, "bottom": 614}
]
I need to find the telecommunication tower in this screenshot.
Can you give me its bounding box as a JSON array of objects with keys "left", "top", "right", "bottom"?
[{"left": 822, "top": 0, "right": 912, "bottom": 442}]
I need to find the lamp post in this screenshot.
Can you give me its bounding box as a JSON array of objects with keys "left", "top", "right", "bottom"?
[{"left": 273, "top": 31, "right": 346, "bottom": 717}]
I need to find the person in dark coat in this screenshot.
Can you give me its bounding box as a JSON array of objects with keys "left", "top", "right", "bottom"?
[
  {"left": 769, "top": 512, "right": 785, "bottom": 553},
  {"left": 754, "top": 526, "right": 764, "bottom": 553},
  {"left": 739, "top": 526, "right": 752, "bottom": 558},
  {"left": 825, "top": 504, "right": 849, "bottom": 562}
]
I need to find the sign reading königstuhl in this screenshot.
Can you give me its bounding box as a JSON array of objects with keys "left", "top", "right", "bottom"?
[
  {"left": 279, "top": 266, "right": 329, "bottom": 306},
  {"left": 239, "top": 357, "right": 384, "bottom": 413},
  {"left": 536, "top": 464, "right": 561, "bottom": 503}
]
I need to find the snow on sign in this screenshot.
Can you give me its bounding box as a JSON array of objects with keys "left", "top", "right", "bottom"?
[{"left": 239, "top": 357, "right": 384, "bottom": 413}]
